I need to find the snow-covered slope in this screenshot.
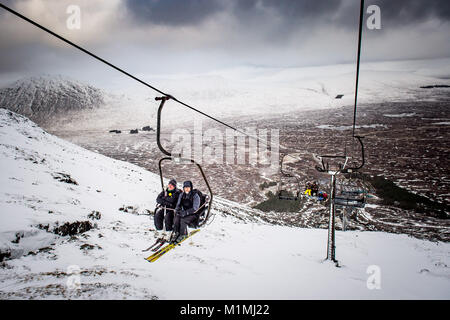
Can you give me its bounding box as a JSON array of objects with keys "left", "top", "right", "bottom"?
[{"left": 0, "top": 108, "right": 449, "bottom": 299}]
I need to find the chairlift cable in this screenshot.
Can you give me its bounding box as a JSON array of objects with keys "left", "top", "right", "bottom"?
[
  {"left": 352, "top": 0, "right": 365, "bottom": 138},
  {"left": 0, "top": 2, "right": 334, "bottom": 160},
  {"left": 0, "top": 3, "right": 272, "bottom": 149}
]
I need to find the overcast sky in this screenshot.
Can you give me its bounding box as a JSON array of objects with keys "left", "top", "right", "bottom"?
[{"left": 0, "top": 0, "right": 449, "bottom": 86}]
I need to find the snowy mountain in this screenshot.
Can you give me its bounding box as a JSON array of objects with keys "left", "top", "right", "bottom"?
[
  {"left": 0, "top": 75, "right": 105, "bottom": 125},
  {"left": 0, "top": 75, "right": 157, "bottom": 132},
  {"left": 0, "top": 109, "right": 449, "bottom": 299}
]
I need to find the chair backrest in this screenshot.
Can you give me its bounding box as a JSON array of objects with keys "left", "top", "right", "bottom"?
[
  {"left": 186, "top": 189, "right": 210, "bottom": 228},
  {"left": 192, "top": 189, "right": 207, "bottom": 215}
]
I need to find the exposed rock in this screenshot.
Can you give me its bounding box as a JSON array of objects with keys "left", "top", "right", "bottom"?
[
  {"left": 0, "top": 250, "right": 11, "bottom": 262},
  {"left": 52, "top": 172, "right": 78, "bottom": 185},
  {"left": 142, "top": 126, "right": 154, "bottom": 131},
  {"left": 88, "top": 211, "right": 101, "bottom": 220},
  {"left": 80, "top": 243, "right": 98, "bottom": 251},
  {"left": 11, "top": 232, "right": 23, "bottom": 244},
  {"left": 38, "top": 221, "right": 93, "bottom": 236},
  {"left": 420, "top": 85, "right": 450, "bottom": 89}
]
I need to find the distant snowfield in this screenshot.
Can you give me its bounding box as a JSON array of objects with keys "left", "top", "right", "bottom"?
[
  {"left": 316, "top": 124, "right": 387, "bottom": 131},
  {"left": 384, "top": 113, "right": 417, "bottom": 118},
  {"left": 116, "top": 57, "right": 450, "bottom": 125},
  {"left": 0, "top": 109, "right": 449, "bottom": 299},
  {"left": 3, "top": 58, "right": 449, "bottom": 132}
]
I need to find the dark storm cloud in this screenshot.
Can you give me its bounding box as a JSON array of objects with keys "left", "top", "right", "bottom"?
[
  {"left": 124, "top": 0, "right": 225, "bottom": 26},
  {"left": 372, "top": 0, "right": 450, "bottom": 23},
  {"left": 231, "top": 0, "right": 344, "bottom": 24},
  {"left": 124, "top": 0, "right": 450, "bottom": 28},
  {"left": 0, "top": 0, "right": 449, "bottom": 77},
  {"left": 124, "top": 0, "right": 346, "bottom": 28}
]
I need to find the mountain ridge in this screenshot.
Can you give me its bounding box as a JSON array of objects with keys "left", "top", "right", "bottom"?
[{"left": 0, "top": 75, "right": 106, "bottom": 125}]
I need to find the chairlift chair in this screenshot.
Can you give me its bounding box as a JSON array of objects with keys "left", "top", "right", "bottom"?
[
  {"left": 156, "top": 96, "right": 213, "bottom": 227},
  {"left": 334, "top": 171, "right": 366, "bottom": 209},
  {"left": 277, "top": 154, "right": 302, "bottom": 201}
]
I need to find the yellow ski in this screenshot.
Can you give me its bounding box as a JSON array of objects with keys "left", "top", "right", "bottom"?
[{"left": 145, "top": 229, "right": 200, "bottom": 263}]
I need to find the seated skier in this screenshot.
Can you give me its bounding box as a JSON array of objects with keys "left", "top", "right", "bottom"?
[
  {"left": 154, "top": 179, "right": 181, "bottom": 240},
  {"left": 171, "top": 180, "right": 201, "bottom": 243}
]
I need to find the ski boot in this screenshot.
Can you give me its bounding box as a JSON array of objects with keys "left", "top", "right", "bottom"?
[
  {"left": 174, "top": 234, "right": 187, "bottom": 244},
  {"left": 169, "top": 232, "right": 180, "bottom": 244}
]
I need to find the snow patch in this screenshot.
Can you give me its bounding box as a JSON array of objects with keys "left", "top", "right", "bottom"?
[
  {"left": 383, "top": 113, "right": 416, "bottom": 118},
  {"left": 317, "top": 124, "right": 388, "bottom": 130}
]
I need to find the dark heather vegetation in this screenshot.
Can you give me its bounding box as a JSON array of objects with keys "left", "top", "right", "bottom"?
[
  {"left": 366, "top": 175, "right": 449, "bottom": 219},
  {"left": 253, "top": 191, "right": 306, "bottom": 213},
  {"left": 259, "top": 181, "right": 278, "bottom": 190}
]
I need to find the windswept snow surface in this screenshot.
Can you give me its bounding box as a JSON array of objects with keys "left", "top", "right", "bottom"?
[
  {"left": 0, "top": 109, "right": 449, "bottom": 299},
  {"left": 123, "top": 58, "right": 450, "bottom": 122},
  {"left": 2, "top": 58, "right": 449, "bottom": 132}
]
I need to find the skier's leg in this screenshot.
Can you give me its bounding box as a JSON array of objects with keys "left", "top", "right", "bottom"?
[
  {"left": 179, "top": 218, "right": 188, "bottom": 236},
  {"left": 173, "top": 214, "right": 182, "bottom": 233},
  {"left": 180, "top": 215, "right": 198, "bottom": 236},
  {"left": 170, "top": 214, "right": 182, "bottom": 242},
  {"left": 165, "top": 209, "right": 174, "bottom": 232},
  {"left": 154, "top": 208, "right": 164, "bottom": 230}
]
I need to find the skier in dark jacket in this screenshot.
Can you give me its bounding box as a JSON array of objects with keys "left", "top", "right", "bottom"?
[
  {"left": 154, "top": 179, "right": 181, "bottom": 239},
  {"left": 171, "top": 180, "right": 201, "bottom": 243}
]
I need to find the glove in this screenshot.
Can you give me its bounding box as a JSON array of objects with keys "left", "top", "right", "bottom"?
[
  {"left": 179, "top": 209, "right": 188, "bottom": 218},
  {"left": 164, "top": 199, "right": 175, "bottom": 208}
]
